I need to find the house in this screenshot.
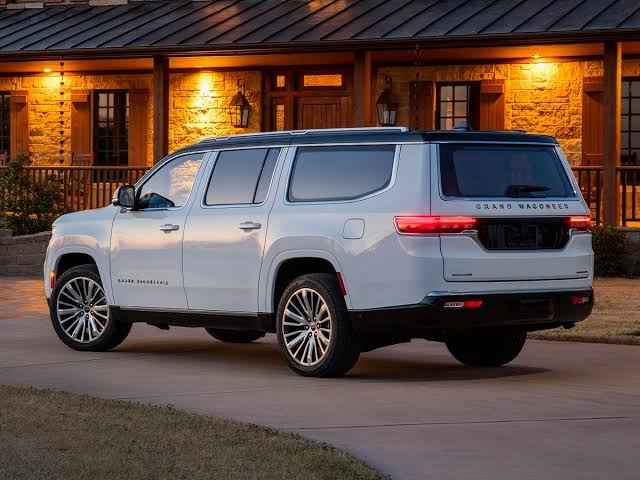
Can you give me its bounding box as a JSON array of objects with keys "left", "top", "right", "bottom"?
[{"left": 0, "top": 0, "right": 637, "bottom": 225}]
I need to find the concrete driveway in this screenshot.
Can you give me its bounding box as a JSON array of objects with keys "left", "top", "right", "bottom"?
[{"left": 2, "top": 277, "right": 640, "bottom": 480}]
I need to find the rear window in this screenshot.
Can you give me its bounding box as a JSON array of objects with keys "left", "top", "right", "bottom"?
[
  {"left": 288, "top": 145, "right": 395, "bottom": 202},
  {"left": 439, "top": 144, "right": 575, "bottom": 198}
]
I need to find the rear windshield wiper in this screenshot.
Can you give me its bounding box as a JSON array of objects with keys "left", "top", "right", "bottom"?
[{"left": 505, "top": 184, "right": 550, "bottom": 197}]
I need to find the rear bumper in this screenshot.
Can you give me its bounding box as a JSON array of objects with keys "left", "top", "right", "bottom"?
[{"left": 350, "top": 289, "right": 593, "bottom": 338}]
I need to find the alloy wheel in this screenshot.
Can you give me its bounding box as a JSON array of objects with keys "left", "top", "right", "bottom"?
[
  {"left": 56, "top": 277, "right": 109, "bottom": 343},
  {"left": 282, "top": 288, "right": 332, "bottom": 367}
]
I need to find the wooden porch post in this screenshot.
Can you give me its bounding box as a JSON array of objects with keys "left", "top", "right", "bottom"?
[
  {"left": 153, "top": 56, "right": 169, "bottom": 163},
  {"left": 353, "top": 51, "right": 373, "bottom": 126},
  {"left": 602, "top": 41, "right": 622, "bottom": 226}
]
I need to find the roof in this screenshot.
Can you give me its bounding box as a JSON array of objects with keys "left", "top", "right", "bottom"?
[
  {"left": 185, "top": 128, "right": 558, "bottom": 151},
  {"left": 0, "top": 0, "right": 638, "bottom": 57}
]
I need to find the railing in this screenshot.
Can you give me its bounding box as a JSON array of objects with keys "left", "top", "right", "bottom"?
[
  {"left": 572, "top": 166, "right": 603, "bottom": 225},
  {"left": 0, "top": 165, "right": 150, "bottom": 212},
  {"left": 619, "top": 165, "right": 640, "bottom": 226}
]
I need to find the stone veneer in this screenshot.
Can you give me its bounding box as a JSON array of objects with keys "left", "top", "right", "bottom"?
[
  {"left": 4, "top": 59, "right": 640, "bottom": 166},
  {"left": 378, "top": 59, "right": 640, "bottom": 165}
]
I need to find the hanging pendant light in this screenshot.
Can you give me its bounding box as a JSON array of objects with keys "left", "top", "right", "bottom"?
[
  {"left": 376, "top": 75, "right": 398, "bottom": 127},
  {"left": 228, "top": 80, "right": 251, "bottom": 128}
]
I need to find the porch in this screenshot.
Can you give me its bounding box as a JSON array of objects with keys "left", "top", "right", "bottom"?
[{"left": 0, "top": 1, "right": 638, "bottom": 226}]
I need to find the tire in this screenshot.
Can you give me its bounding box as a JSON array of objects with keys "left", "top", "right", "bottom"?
[
  {"left": 276, "top": 273, "right": 360, "bottom": 377},
  {"left": 445, "top": 329, "right": 527, "bottom": 367},
  {"left": 205, "top": 328, "right": 265, "bottom": 343},
  {"left": 49, "top": 264, "right": 131, "bottom": 352}
]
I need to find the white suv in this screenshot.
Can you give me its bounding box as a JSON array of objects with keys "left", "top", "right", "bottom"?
[{"left": 44, "top": 127, "right": 593, "bottom": 377}]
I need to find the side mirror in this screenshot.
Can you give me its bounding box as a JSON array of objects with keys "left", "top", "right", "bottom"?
[{"left": 112, "top": 185, "right": 136, "bottom": 209}]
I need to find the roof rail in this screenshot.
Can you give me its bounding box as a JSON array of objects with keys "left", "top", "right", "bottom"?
[{"left": 199, "top": 127, "right": 408, "bottom": 143}]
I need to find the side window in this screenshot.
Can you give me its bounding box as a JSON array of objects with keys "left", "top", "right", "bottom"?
[
  {"left": 137, "top": 152, "right": 204, "bottom": 209},
  {"left": 288, "top": 145, "right": 395, "bottom": 202},
  {"left": 205, "top": 148, "right": 280, "bottom": 205}
]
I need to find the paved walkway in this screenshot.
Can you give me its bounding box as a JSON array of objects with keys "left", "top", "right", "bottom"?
[{"left": 2, "top": 277, "right": 640, "bottom": 480}]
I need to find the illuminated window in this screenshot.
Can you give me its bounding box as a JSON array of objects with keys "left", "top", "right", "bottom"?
[
  {"left": 303, "top": 74, "right": 343, "bottom": 88},
  {"left": 94, "top": 90, "right": 129, "bottom": 166},
  {"left": 275, "top": 75, "right": 286, "bottom": 89},
  {"left": 0, "top": 93, "right": 9, "bottom": 157},
  {"left": 622, "top": 79, "right": 640, "bottom": 165},
  {"left": 436, "top": 83, "right": 479, "bottom": 130},
  {"left": 275, "top": 104, "right": 285, "bottom": 131}
]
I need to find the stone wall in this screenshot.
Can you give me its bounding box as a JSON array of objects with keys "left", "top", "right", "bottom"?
[
  {"left": 0, "top": 231, "right": 50, "bottom": 276},
  {"left": 169, "top": 70, "right": 262, "bottom": 152},
  {"left": 0, "top": 72, "right": 154, "bottom": 165}
]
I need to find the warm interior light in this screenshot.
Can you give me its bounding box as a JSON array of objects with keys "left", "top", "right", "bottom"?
[
  {"left": 43, "top": 68, "right": 52, "bottom": 73},
  {"left": 531, "top": 54, "right": 541, "bottom": 59}
]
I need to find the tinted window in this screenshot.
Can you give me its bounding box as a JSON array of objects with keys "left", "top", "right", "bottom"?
[
  {"left": 205, "top": 148, "right": 280, "bottom": 205},
  {"left": 439, "top": 144, "right": 575, "bottom": 198},
  {"left": 137, "top": 153, "right": 204, "bottom": 209},
  {"left": 288, "top": 145, "right": 395, "bottom": 202}
]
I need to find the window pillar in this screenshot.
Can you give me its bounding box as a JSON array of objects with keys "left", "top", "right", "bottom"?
[
  {"left": 153, "top": 56, "right": 169, "bottom": 163},
  {"left": 353, "top": 51, "right": 373, "bottom": 127},
  {"left": 602, "top": 41, "right": 622, "bottom": 226}
]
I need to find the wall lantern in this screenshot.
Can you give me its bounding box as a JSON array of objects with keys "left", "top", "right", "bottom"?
[
  {"left": 376, "top": 75, "right": 398, "bottom": 127},
  {"left": 228, "top": 80, "right": 251, "bottom": 128}
]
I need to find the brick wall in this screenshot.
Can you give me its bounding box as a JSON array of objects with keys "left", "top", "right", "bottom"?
[{"left": 0, "top": 231, "right": 50, "bottom": 276}]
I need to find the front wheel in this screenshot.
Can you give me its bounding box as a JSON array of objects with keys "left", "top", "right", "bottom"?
[
  {"left": 276, "top": 273, "right": 359, "bottom": 377},
  {"left": 445, "top": 329, "right": 527, "bottom": 367},
  {"left": 50, "top": 264, "right": 131, "bottom": 352}
]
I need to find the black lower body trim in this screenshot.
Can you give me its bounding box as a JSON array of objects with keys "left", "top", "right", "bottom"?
[
  {"left": 350, "top": 289, "right": 593, "bottom": 345},
  {"left": 110, "top": 307, "right": 275, "bottom": 333}
]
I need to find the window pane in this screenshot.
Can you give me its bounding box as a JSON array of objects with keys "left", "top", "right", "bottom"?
[
  {"left": 276, "top": 75, "right": 286, "bottom": 88},
  {"left": 454, "top": 85, "right": 467, "bottom": 100},
  {"left": 440, "top": 86, "right": 453, "bottom": 100},
  {"left": 631, "top": 81, "right": 640, "bottom": 97},
  {"left": 254, "top": 148, "right": 280, "bottom": 204},
  {"left": 302, "top": 74, "right": 343, "bottom": 87},
  {"left": 206, "top": 149, "right": 269, "bottom": 205},
  {"left": 623, "top": 81, "right": 630, "bottom": 97},
  {"left": 439, "top": 144, "right": 574, "bottom": 198},
  {"left": 0, "top": 93, "right": 10, "bottom": 155},
  {"left": 288, "top": 145, "right": 395, "bottom": 202},
  {"left": 454, "top": 102, "right": 467, "bottom": 117},
  {"left": 275, "top": 103, "right": 285, "bottom": 131},
  {"left": 138, "top": 153, "right": 204, "bottom": 209},
  {"left": 631, "top": 116, "right": 640, "bottom": 131}
]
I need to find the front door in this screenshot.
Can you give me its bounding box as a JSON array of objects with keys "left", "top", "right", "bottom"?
[
  {"left": 266, "top": 68, "right": 352, "bottom": 131},
  {"left": 183, "top": 147, "right": 283, "bottom": 313},
  {"left": 110, "top": 152, "right": 205, "bottom": 309}
]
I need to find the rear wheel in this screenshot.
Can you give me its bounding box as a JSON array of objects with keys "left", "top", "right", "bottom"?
[
  {"left": 445, "top": 329, "right": 527, "bottom": 367},
  {"left": 276, "top": 273, "right": 359, "bottom": 377},
  {"left": 205, "top": 329, "right": 265, "bottom": 343},
  {"left": 50, "top": 264, "right": 131, "bottom": 352}
]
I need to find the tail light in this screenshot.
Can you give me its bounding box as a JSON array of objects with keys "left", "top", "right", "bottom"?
[
  {"left": 567, "top": 215, "right": 591, "bottom": 232},
  {"left": 443, "top": 299, "right": 484, "bottom": 310},
  {"left": 394, "top": 216, "right": 477, "bottom": 235}
]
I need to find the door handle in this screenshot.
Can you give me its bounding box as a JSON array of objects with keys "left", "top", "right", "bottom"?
[
  {"left": 159, "top": 224, "right": 180, "bottom": 232},
  {"left": 239, "top": 221, "right": 262, "bottom": 231}
]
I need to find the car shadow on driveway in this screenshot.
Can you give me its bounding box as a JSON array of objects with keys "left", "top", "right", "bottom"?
[{"left": 115, "top": 336, "right": 549, "bottom": 383}]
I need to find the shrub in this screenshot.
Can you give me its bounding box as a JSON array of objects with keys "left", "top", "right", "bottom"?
[
  {"left": 0, "top": 154, "right": 64, "bottom": 236},
  {"left": 591, "top": 225, "right": 628, "bottom": 277}
]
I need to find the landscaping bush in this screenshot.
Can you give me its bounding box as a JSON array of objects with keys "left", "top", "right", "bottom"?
[
  {"left": 0, "top": 154, "right": 64, "bottom": 236},
  {"left": 591, "top": 225, "right": 628, "bottom": 277}
]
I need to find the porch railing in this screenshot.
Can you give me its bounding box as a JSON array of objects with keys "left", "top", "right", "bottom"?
[
  {"left": 0, "top": 165, "right": 149, "bottom": 212},
  {"left": 1, "top": 163, "right": 640, "bottom": 226}
]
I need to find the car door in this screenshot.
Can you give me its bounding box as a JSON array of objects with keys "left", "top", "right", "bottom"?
[
  {"left": 110, "top": 151, "right": 206, "bottom": 309},
  {"left": 183, "top": 147, "right": 283, "bottom": 313}
]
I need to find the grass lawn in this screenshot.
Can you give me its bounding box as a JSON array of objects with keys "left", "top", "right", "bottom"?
[
  {"left": 532, "top": 278, "right": 640, "bottom": 345},
  {"left": 0, "top": 385, "right": 382, "bottom": 480}
]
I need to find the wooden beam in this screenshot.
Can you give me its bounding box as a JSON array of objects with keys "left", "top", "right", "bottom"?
[
  {"left": 602, "top": 41, "right": 622, "bottom": 226},
  {"left": 353, "top": 51, "right": 372, "bottom": 126},
  {"left": 153, "top": 56, "right": 169, "bottom": 163}
]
